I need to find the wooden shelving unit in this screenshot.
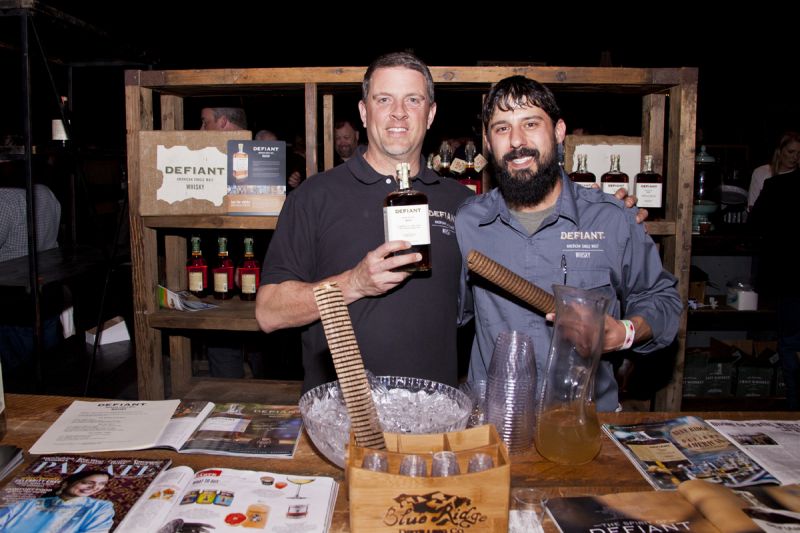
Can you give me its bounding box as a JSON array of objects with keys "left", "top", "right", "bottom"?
[{"left": 125, "top": 66, "right": 697, "bottom": 405}]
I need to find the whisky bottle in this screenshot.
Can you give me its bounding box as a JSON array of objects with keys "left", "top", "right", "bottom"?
[
  {"left": 437, "top": 141, "right": 453, "bottom": 179},
  {"left": 238, "top": 236, "right": 260, "bottom": 301},
  {"left": 635, "top": 155, "right": 665, "bottom": 219},
  {"left": 383, "top": 162, "right": 431, "bottom": 272},
  {"left": 213, "top": 236, "right": 235, "bottom": 300},
  {"left": 458, "top": 141, "right": 483, "bottom": 194},
  {"left": 601, "top": 154, "right": 629, "bottom": 195},
  {"left": 186, "top": 236, "right": 208, "bottom": 298},
  {"left": 233, "top": 143, "right": 249, "bottom": 180},
  {"left": 569, "top": 154, "right": 596, "bottom": 188}
]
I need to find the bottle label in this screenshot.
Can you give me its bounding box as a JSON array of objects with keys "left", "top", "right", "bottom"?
[
  {"left": 450, "top": 158, "right": 466, "bottom": 175},
  {"left": 240, "top": 269, "right": 259, "bottom": 294},
  {"left": 189, "top": 270, "right": 205, "bottom": 291},
  {"left": 463, "top": 182, "right": 478, "bottom": 193},
  {"left": 636, "top": 182, "right": 663, "bottom": 208},
  {"left": 576, "top": 181, "right": 595, "bottom": 189},
  {"left": 214, "top": 272, "right": 229, "bottom": 293},
  {"left": 602, "top": 182, "right": 627, "bottom": 195},
  {"left": 383, "top": 205, "right": 431, "bottom": 245},
  {"left": 474, "top": 154, "right": 488, "bottom": 173},
  {"left": 432, "top": 154, "right": 442, "bottom": 171}
]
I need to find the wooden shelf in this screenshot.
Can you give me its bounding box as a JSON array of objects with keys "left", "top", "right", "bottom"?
[
  {"left": 148, "top": 298, "right": 259, "bottom": 331},
  {"left": 688, "top": 306, "right": 777, "bottom": 331},
  {"left": 126, "top": 65, "right": 697, "bottom": 403},
  {"left": 143, "top": 216, "right": 278, "bottom": 230}
]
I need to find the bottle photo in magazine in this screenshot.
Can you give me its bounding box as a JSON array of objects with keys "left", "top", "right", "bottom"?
[{"left": 0, "top": 455, "right": 170, "bottom": 533}]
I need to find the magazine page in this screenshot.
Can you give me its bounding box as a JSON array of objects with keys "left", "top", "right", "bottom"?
[
  {"left": 0, "top": 455, "right": 171, "bottom": 533},
  {"left": 29, "top": 400, "right": 181, "bottom": 454},
  {"left": 602, "top": 415, "right": 779, "bottom": 490},
  {"left": 707, "top": 419, "right": 800, "bottom": 485},
  {"left": 546, "top": 491, "right": 720, "bottom": 533},
  {"left": 114, "top": 466, "right": 195, "bottom": 533},
  {"left": 161, "top": 467, "right": 337, "bottom": 532},
  {"left": 178, "top": 403, "right": 302, "bottom": 459},
  {"left": 155, "top": 401, "right": 216, "bottom": 450}
]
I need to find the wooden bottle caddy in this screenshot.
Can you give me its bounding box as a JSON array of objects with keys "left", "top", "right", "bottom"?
[{"left": 346, "top": 425, "right": 510, "bottom": 532}]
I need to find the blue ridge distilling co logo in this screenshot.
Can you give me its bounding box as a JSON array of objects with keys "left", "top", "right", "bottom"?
[{"left": 382, "top": 491, "right": 488, "bottom": 531}]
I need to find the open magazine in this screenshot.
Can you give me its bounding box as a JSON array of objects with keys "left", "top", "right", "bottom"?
[
  {"left": 707, "top": 419, "right": 800, "bottom": 485},
  {"left": 30, "top": 400, "right": 303, "bottom": 459},
  {"left": 115, "top": 466, "right": 338, "bottom": 533},
  {"left": 546, "top": 480, "right": 800, "bottom": 533},
  {"left": 0, "top": 454, "right": 171, "bottom": 532},
  {"left": 602, "top": 416, "right": 779, "bottom": 490}
]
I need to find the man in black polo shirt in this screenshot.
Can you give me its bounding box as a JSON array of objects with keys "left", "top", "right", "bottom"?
[{"left": 256, "top": 52, "right": 472, "bottom": 392}]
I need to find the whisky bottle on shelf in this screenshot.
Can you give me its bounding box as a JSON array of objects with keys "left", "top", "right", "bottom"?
[
  {"left": 569, "top": 154, "right": 596, "bottom": 188},
  {"left": 437, "top": 141, "right": 453, "bottom": 179},
  {"left": 600, "top": 154, "right": 629, "bottom": 195},
  {"left": 458, "top": 141, "right": 483, "bottom": 194},
  {"left": 238, "top": 236, "right": 260, "bottom": 301},
  {"left": 383, "top": 162, "right": 431, "bottom": 272},
  {"left": 213, "top": 236, "right": 235, "bottom": 300},
  {"left": 232, "top": 143, "right": 249, "bottom": 180},
  {"left": 186, "top": 236, "right": 208, "bottom": 298},
  {"left": 634, "top": 154, "right": 665, "bottom": 219}
]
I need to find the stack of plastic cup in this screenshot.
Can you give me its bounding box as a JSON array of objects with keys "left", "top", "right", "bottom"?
[{"left": 486, "top": 331, "right": 536, "bottom": 454}]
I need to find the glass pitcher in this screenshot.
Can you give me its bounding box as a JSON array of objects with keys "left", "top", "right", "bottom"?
[{"left": 534, "top": 284, "right": 613, "bottom": 465}]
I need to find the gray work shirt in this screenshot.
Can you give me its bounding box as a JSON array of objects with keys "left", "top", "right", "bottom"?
[{"left": 456, "top": 174, "right": 682, "bottom": 411}]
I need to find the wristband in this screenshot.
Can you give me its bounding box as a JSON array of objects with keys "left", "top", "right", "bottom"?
[{"left": 620, "top": 319, "right": 635, "bottom": 350}]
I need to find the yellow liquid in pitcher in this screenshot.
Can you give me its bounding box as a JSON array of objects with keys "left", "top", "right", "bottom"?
[{"left": 536, "top": 404, "right": 601, "bottom": 465}]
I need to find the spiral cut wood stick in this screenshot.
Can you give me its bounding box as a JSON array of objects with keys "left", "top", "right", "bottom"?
[
  {"left": 312, "top": 282, "right": 386, "bottom": 451},
  {"left": 466, "top": 250, "right": 556, "bottom": 315}
]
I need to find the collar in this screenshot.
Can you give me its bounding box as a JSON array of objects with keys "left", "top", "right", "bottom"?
[
  {"left": 347, "top": 145, "right": 440, "bottom": 186},
  {"left": 479, "top": 171, "right": 580, "bottom": 228}
]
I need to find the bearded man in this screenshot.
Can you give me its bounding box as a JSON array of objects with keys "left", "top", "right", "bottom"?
[{"left": 455, "top": 76, "right": 682, "bottom": 411}]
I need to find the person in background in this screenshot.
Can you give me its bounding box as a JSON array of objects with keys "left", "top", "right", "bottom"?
[
  {"left": 0, "top": 159, "right": 62, "bottom": 377},
  {"left": 333, "top": 118, "right": 361, "bottom": 164},
  {"left": 456, "top": 76, "right": 681, "bottom": 411},
  {"left": 0, "top": 470, "right": 114, "bottom": 532},
  {"left": 200, "top": 107, "right": 248, "bottom": 131},
  {"left": 747, "top": 130, "right": 800, "bottom": 209},
  {"left": 750, "top": 165, "right": 800, "bottom": 409}
]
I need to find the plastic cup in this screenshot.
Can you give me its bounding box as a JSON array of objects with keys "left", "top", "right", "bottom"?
[
  {"left": 361, "top": 451, "right": 389, "bottom": 472},
  {"left": 431, "top": 451, "right": 461, "bottom": 477},
  {"left": 509, "top": 487, "right": 548, "bottom": 533},
  {"left": 398, "top": 454, "right": 428, "bottom": 477},
  {"left": 467, "top": 452, "right": 495, "bottom": 473}
]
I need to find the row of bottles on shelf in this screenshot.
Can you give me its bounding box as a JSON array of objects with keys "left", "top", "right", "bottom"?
[
  {"left": 186, "top": 236, "right": 260, "bottom": 301},
  {"left": 570, "top": 153, "right": 665, "bottom": 219},
  {"left": 428, "top": 140, "right": 486, "bottom": 194}
]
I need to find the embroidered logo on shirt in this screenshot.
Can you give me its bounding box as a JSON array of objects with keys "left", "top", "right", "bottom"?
[{"left": 430, "top": 209, "right": 456, "bottom": 236}]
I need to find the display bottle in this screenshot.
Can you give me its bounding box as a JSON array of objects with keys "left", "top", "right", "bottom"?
[
  {"left": 383, "top": 162, "right": 431, "bottom": 272},
  {"left": 600, "top": 154, "right": 629, "bottom": 195},
  {"left": 232, "top": 142, "right": 249, "bottom": 180},
  {"left": 569, "top": 154, "right": 596, "bottom": 188},
  {"left": 458, "top": 141, "right": 483, "bottom": 194},
  {"left": 213, "top": 236, "right": 235, "bottom": 300},
  {"left": 437, "top": 141, "right": 453, "bottom": 179},
  {"left": 186, "top": 236, "right": 208, "bottom": 298},
  {"left": 238, "top": 236, "right": 260, "bottom": 301},
  {"left": 635, "top": 154, "right": 665, "bottom": 219},
  {"left": 51, "top": 95, "right": 71, "bottom": 148}
]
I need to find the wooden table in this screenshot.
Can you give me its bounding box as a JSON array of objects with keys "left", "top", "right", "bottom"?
[{"left": 2, "top": 393, "right": 797, "bottom": 532}]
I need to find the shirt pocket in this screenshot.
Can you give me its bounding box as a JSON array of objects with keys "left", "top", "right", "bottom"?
[{"left": 562, "top": 267, "right": 619, "bottom": 316}]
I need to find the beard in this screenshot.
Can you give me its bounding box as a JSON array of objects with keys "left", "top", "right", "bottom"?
[{"left": 492, "top": 144, "right": 561, "bottom": 208}]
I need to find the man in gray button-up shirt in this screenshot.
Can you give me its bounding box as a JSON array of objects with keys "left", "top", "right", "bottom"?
[{"left": 456, "top": 76, "right": 682, "bottom": 411}]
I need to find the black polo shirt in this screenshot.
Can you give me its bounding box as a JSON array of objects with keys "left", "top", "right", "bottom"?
[{"left": 262, "top": 147, "right": 472, "bottom": 391}]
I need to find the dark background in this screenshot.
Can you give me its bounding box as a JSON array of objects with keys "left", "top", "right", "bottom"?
[{"left": 2, "top": 3, "right": 797, "bottom": 182}]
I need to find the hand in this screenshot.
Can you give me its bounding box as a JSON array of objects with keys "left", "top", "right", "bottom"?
[
  {"left": 544, "top": 313, "right": 627, "bottom": 354},
  {"left": 288, "top": 170, "right": 303, "bottom": 188},
  {"left": 613, "top": 187, "right": 649, "bottom": 225},
  {"left": 603, "top": 315, "right": 627, "bottom": 352},
  {"left": 346, "top": 241, "right": 420, "bottom": 299}
]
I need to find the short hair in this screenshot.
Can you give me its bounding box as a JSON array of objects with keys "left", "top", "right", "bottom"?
[
  {"left": 334, "top": 118, "right": 359, "bottom": 131},
  {"left": 482, "top": 76, "right": 561, "bottom": 131},
  {"left": 362, "top": 52, "right": 435, "bottom": 104},
  {"left": 210, "top": 107, "right": 248, "bottom": 129}
]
